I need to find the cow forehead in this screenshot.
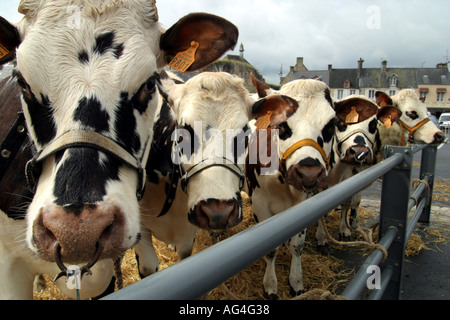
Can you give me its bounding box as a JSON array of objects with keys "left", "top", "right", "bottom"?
[
  {"left": 16, "top": 1, "right": 161, "bottom": 99},
  {"left": 175, "top": 73, "right": 252, "bottom": 130}
]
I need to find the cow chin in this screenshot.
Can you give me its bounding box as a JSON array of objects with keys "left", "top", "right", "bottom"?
[{"left": 27, "top": 176, "right": 141, "bottom": 264}]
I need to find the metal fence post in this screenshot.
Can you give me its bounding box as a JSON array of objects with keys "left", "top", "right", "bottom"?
[
  {"left": 418, "top": 145, "right": 438, "bottom": 224},
  {"left": 378, "top": 146, "right": 412, "bottom": 300}
]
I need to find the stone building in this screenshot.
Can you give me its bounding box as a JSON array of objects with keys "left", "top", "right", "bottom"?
[{"left": 281, "top": 57, "right": 450, "bottom": 114}]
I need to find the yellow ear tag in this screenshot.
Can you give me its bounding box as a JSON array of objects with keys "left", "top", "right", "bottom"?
[
  {"left": 255, "top": 111, "right": 272, "bottom": 130},
  {"left": 345, "top": 107, "right": 359, "bottom": 124},
  {"left": 169, "top": 41, "right": 199, "bottom": 72},
  {"left": 0, "top": 43, "right": 10, "bottom": 59},
  {"left": 384, "top": 116, "right": 392, "bottom": 129}
]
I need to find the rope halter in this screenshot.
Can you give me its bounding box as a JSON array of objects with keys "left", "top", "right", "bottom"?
[{"left": 398, "top": 118, "right": 430, "bottom": 145}]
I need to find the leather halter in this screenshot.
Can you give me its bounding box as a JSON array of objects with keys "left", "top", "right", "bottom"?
[
  {"left": 25, "top": 130, "right": 150, "bottom": 201},
  {"left": 398, "top": 118, "right": 430, "bottom": 145},
  {"left": 280, "top": 138, "right": 329, "bottom": 172}
]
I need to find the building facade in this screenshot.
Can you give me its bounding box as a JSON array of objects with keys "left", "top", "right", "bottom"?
[{"left": 281, "top": 57, "right": 450, "bottom": 115}]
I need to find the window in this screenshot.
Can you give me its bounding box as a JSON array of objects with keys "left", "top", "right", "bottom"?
[
  {"left": 389, "top": 90, "right": 396, "bottom": 97},
  {"left": 419, "top": 91, "right": 427, "bottom": 101},
  {"left": 389, "top": 75, "right": 398, "bottom": 87},
  {"left": 437, "top": 88, "right": 446, "bottom": 102},
  {"left": 344, "top": 80, "right": 350, "bottom": 88},
  {"left": 367, "top": 90, "right": 375, "bottom": 100},
  {"left": 350, "top": 89, "right": 356, "bottom": 95},
  {"left": 337, "top": 90, "right": 343, "bottom": 100}
]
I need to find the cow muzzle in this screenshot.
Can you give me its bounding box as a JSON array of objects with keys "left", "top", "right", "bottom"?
[
  {"left": 286, "top": 158, "right": 328, "bottom": 193},
  {"left": 33, "top": 204, "right": 126, "bottom": 264},
  {"left": 342, "top": 145, "right": 373, "bottom": 165},
  {"left": 189, "top": 198, "right": 242, "bottom": 232}
]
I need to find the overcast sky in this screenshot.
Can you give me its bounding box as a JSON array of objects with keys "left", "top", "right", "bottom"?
[{"left": 2, "top": 0, "right": 449, "bottom": 84}]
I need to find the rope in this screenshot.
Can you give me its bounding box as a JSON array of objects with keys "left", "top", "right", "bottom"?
[
  {"left": 320, "top": 217, "right": 388, "bottom": 262},
  {"left": 411, "top": 178, "right": 431, "bottom": 206},
  {"left": 291, "top": 289, "right": 347, "bottom": 300}
]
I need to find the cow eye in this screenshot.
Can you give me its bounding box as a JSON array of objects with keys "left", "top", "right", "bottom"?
[
  {"left": 276, "top": 122, "right": 293, "bottom": 140},
  {"left": 13, "top": 70, "right": 33, "bottom": 97}
]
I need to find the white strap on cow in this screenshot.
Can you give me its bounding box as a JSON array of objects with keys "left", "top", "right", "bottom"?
[
  {"left": 25, "top": 130, "right": 149, "bottom": 200},
  {"left": 337, "top": 128, "right": 375, "bottom": 148}
]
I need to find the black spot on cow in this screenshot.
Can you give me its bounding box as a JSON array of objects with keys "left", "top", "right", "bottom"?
[
  {"left": 53, "top": 148, "right": 120, "bottom": 210},
  {"left": 322, "top": 118, "right": 336, "bottom": 142},
  {"left": 75, "top": 96, "right": 110, "bottom": 133},
  {"left": 94, "top": 31, "right": 116, "bottom": 55},
  {"left": 277, "top": 122, "right": 292, "bottom": 140},
  {"left": 317, "top": 136, "right": 324, "bottom": 148},
  {"left": 336, "top": 121, "right": 348, "bottom": 133},
  {"left": 406, "top": 111, "right": 419, "bottom": 120},
  {"left": 22, "top": 91, "right": 56, "bottom": 146},
  {"left": 353, "top": 135, "right": 366, "bottom": 146},
  {"left": 78, "top": 50, "right": 89, "bottom": 64},
  {"left": 115, "top": 92, "right": 141, "bottom": 154},
  {"left": 368, "top": 118, "right": 378, "bottom": 134},
  {"left": 324, "top": 88, "right": 333, "bottom": 107},
  {"left": 113, "top": 43, "right": 124, "bottom": 59}
]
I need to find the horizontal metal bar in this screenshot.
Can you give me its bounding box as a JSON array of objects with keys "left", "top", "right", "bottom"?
[
  {"left": 406, "top": 197, "right": 427, "bottom": 241},
  {"left": 341, "top": 227, "right": 398, "bottom": 300},
  {"left": 367, "top": 265, "right": 394, "bottom": 300},
  {"left": 103, "top": 154, "right": 405, "bottom": 300},
  {"left": 410, "top": 143, "right": 427, "bottom": 154}
]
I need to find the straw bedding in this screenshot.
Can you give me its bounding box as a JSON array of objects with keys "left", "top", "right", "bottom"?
[{"left": 33, "top": 181, "right": 450, "bottom": 300}]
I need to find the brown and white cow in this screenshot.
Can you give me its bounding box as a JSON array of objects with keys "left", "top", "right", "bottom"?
[
  {"left": 328, "top": 95, "right": 401, "bottom": 240},
  {"left": 246, "top": 75, "right": 335, "bottom": 299},
  {"left": 0, "top": 0, "right": 238, "bottom": 299},
  {"left": 376, "top": 90, "right": 445, "bottom": 158},
  {"left": 136, "top": 71, "right": 298, "bottom": 278}
]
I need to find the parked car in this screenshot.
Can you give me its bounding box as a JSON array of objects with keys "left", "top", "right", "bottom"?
[{"left": 439, "top": 113, "right": 450, "bottom": 132}]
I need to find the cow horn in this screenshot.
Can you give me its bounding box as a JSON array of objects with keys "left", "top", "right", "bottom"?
[{"left": 18, "top": 0, "right": 30, "bottom": 15}]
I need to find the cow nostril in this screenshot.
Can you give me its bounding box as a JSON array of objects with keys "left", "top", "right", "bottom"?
[{"left": 434, "top": 132, "right": 445, "bottom": 143}]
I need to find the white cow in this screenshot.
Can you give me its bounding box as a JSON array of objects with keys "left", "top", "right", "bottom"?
[
  {"left": 376, "top": 90, "right": 445, "bottom": 157},
  {"left": 246, "top": 75, "right": 335, "bottom": 299},
  {"left": 0, "top": 0, "right": 238, "bottom": 299},
  {"left": 136, "top": 71, "right": 298, "bottom": 278}
]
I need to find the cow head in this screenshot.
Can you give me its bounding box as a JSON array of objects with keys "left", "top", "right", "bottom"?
[
  {"left": 376, "top": 90, "right": 444, "bottom": 145},
  {"left": 250, "top": 75, "right": 335, "bottom": 194},
  {"left": 333, "top": 95, "right": 401, "bottom": 166},
  {"left": 162, "top": 72, "right": 256, "bottom": 232},
  {"left": 0, "top": 1, "right": 237, "bottom": 264}
]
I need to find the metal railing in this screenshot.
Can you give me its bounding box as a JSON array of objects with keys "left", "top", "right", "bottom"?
[{"left": 103, "top": 144, "right": 438, "bottom": 300}]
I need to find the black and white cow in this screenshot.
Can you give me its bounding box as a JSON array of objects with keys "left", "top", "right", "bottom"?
[
  {"left": 246, "top": 75, "right": 335, "bottom": 299},
  {"left": 328, "top": 95, "right": 401, "bottom": 240},
  {"left": 136, "top": 71, "right": 298, "bottom": 278},
  {"left": 0, "top": 0, "right": 238, "bottom": 299}
]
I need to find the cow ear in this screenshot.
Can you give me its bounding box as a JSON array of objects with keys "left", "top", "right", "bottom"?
[
  {"left": 334, "top": 97, "right": 379, "bottom": 124},
  {"left": 251, "top": 72, "right": 273, "bottom": 98},
  {"left": 0, "top": 17, "right": 21, "bottom": 65},
  {"left": 377, "top": 106, "right": 402, "bottom": 127},
  {"left": 160, "top": 13, "right": 238, "bottom": 72},
  {"left": 375, "top": 91, "right": 393, "bottom": 107},
  {"left": 251, "top": 94, "right": 298, "bottom": 129}
]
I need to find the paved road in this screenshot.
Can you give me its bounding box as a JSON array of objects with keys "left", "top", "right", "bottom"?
[{"left": 359, "top": 137, "right": 450, "bottom": 300}]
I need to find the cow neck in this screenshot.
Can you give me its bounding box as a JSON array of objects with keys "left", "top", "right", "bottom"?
[{"left": 398, "top": 118, "right": 430, "bottom": 145}]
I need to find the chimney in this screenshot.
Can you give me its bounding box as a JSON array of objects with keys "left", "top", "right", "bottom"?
[
  {"left": 357, "top": 58, "right": 364, "bottom": 78},
  {"left": 381, "top": 60, "right": 387, "bottom": 87},
  {"left": 328, "top": 64, "right": 332, "bottom": 72}
]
